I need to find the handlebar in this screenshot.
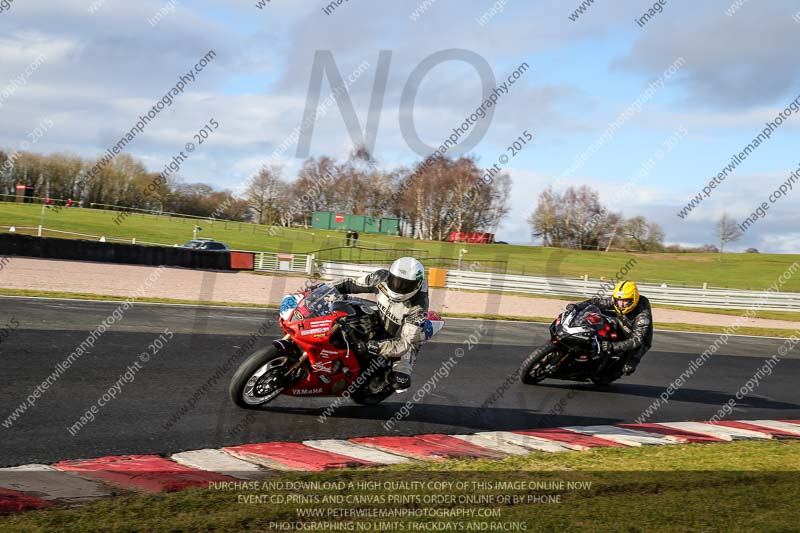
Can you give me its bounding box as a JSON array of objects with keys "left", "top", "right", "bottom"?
[{"left": 333, "top": 317, "right": 357, "bottom": 344}]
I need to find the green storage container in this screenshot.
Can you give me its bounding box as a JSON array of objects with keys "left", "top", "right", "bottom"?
[
  {"left": 364, "top": 216, "right": 380, "bottom": 234},
  {"left": 348, "top": 214, "right": 366, "bottom": 232},
  {"left": 312, "top": 211, "right": 333, "bottom": 230},
  {"left": 330, "top": 213, "right": 347, "bottom": 230},
  {"left": 379, "top": 217, "right": 400, "bottom": 235},
  {"left": 313, "top": 212, "right": 396, "bottom": 234}
]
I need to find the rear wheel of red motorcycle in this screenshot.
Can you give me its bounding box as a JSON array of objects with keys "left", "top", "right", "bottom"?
[
  {"left": 520, "top": 344, "right": 558, "bottom": 385},
  {"left": 229, "top": 347, "right": 292, "bottom": 409}
]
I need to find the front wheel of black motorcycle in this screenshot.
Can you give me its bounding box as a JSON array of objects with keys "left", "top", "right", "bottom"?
[
  {"left": 520, "top": 344, "right": 558, "bottom": 385},
  {"left": 229, "top": 346, "right": 293, "bottom": 409}
]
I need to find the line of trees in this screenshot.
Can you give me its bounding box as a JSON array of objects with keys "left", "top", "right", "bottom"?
[
  {"left": 528, "top": 186, "right": 666, "bottom": 251},
  {"left": 0, "top": 146, "right": 510, "bottom": 240},
  {"left": 527, "top": 186, "right": 746, "bottom": 254},
  {"left": 234, "top": 149, "right": 511, "bottom": 239},
  {"left": 0, "top": 150, "right": 253, "bottom": 222},
  {"left": 1, "top": 147, "right": 753, "bottom": 251}
]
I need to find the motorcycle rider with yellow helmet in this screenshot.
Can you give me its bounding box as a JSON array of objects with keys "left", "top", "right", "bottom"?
[{"left": 565, "top": 280, "right": 653, "bottom": 375}]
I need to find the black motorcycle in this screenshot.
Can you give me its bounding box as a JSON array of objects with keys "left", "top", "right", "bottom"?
[{"left": 520, "top": 304, "right": 626, "bottom": 386}]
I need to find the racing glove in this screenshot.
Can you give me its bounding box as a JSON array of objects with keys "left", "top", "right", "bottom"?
[
  {"left": 354, "top": 339, "right": 381, "bottom": 358},
  {"left": 598, "top": 340, "right": 614, "bottom": 357}
]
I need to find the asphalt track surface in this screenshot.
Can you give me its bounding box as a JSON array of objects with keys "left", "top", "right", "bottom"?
[{"left": 1, "top": 297, "right": 798, "bottom": 467}]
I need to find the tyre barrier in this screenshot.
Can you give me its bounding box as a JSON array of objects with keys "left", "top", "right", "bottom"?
[{"left": 0, "top": 233, "right": 254, "bottom": 271}]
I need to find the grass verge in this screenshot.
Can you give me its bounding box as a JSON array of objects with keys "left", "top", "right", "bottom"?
[
  {"left": 655, "top": 304, "right": 800, "bottom": 323},
  {"left": 2, "top": 201, "right": 800, "bottom": 291},
  {"left": 649, "top": 322, "right": 799, "bottom": 338},
  {"left": 1, "top": 440, "right": 798, "bottom": 532}
]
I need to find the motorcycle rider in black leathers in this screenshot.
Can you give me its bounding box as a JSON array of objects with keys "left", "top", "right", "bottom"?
[
  {"left": 567, "top": 280, "right": 653, "bottom": 375},
  {"left": 330, "top": 257, "right": 428, "bottom": 392}
]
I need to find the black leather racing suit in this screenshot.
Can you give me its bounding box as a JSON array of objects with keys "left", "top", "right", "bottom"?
[
  {"left": 574, "top": 295, "right": 653, "bottom": 366},
  {"left": 331, "top": 269, "right": 429, "bottom": 377}
]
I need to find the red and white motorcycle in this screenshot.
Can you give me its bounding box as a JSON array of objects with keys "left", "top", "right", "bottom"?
[{"left": 229, "top": 284, "right": 444, "bottom": 408}]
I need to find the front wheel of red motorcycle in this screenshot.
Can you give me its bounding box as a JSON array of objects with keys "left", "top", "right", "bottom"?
[{"left": 229, "top": 346, "right": 293, "bottom": 409}]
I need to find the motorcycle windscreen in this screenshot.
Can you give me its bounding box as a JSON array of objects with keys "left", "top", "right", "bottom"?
[
  {"left": 572, "top": 305, "right": 607, "bottom": 332},
  {"left": 295, "top": 284, "right": 344, "bottom": 318}
]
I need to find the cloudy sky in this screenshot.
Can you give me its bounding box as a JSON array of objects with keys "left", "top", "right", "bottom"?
[{"left": 1, "top": 0, "right": 799, "bottom": 252}]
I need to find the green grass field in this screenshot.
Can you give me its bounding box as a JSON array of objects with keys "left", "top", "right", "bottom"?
[
  {"left": 1, "top": 441, "right": 798, "bottom": 532},
  {"left": 2, "top": 201, "right": 799, "bottom": 291}
]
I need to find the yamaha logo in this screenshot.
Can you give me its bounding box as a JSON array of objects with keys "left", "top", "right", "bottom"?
[{"left": 291, "top": 388, "right": 323, "bottom": 395}]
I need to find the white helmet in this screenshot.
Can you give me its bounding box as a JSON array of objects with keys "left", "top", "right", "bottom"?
[{"left": 381, "top": 257, "right": 424, "bottom": 302}]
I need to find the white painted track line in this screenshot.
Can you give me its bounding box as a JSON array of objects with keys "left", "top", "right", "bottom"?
[
  {"left": 171, "top": 449, "right": 272, "bottom": 480},
  {"left": 743, "top": 420, "right": 800, "bottom": 436},
  {"left": 302, "top": 439, "right": 414, "bottom": 465},
  {"left": 450, "top": 434, "right": 532, "bottom": 455},
  {"left": 564, "top": 425, "right": 684, "bottom": 446},
  {"left": 474, "top": 431, "right": 575, "bottom": 452},
  {"left": 659, "top": 422, "right": 771, "bottom": 440}
]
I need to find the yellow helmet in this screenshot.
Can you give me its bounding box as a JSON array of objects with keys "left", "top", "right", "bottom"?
[{"left": 612, "top": 281, "right": 640, "bottom": 314}]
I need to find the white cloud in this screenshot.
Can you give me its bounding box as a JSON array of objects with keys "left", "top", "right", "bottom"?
[{"left": 761, "top": 233, "right": 800, "bottom": 255}]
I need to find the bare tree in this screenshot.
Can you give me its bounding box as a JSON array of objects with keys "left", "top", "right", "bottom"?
[
  {"left": 487, "top": 173, "right": 512, "bottom": 236},
  {"left": 398, "top": 156, "right": 507, "bottom": 240},
  {"left": 528, "top": 186, "right": 616, "bottom": 249},
  {"left": 602, "top": 212, "right": 626, "bottom": 252},
  {"left": 623, "top": 216, "right": 665, "bottom": 252},
  {"left": 528, "top": 188, "right": 559, "bottom": 246},
  {"left": 245, "top": 166, "right": 287, "bottom": 225},
  {"left": 293, "top": 156, "right": 339, "bottom": 226},
  {"left": 715, "top": 212, "right": 742, "bottom": 257},
  {"left": 562, "top": 186, "right": 607, "bottom": 250}
]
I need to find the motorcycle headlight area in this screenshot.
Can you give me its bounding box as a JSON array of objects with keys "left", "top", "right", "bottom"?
[
  {"left": 280, "top": 295, "right": 300, "bottom": 320},
  {"left": 280, "top": 295, "right": 298, "bottom": 312},
  {"left": 562, "top": 324, "right": 594, "bottom": 336}
]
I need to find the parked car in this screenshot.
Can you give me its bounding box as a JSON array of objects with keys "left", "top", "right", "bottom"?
[{"left": 181, "top": 238, "right": 229, "bottom": 251}]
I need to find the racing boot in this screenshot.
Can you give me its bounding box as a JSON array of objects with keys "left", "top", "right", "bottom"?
[
  {"left": 622, "top": 352, "right": 642, "bottom": 375},
  {"left": 388, "top": 353, "right": 414, "bottom": 392}
]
